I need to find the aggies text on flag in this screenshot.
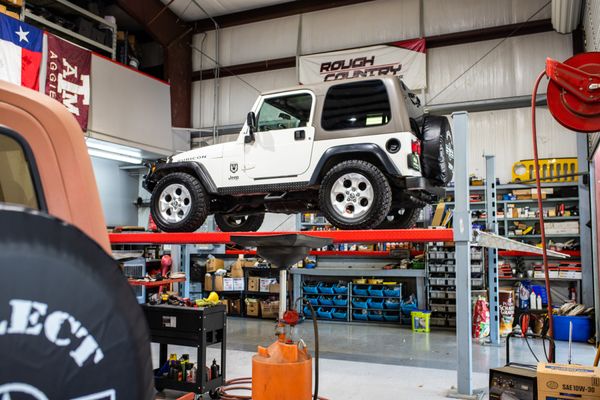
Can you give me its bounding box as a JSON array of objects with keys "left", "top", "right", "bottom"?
[{"left": 0, "top": 14, "right": 43, "bottom": 90}]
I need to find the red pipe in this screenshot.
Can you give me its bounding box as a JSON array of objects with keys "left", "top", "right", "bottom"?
[{"left": 531, "top": 70, "right": 554, "bottom": 361}]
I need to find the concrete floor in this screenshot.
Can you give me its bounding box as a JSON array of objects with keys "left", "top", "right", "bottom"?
[{"left": 154, "top": 318, "right": 597, "bottom": 399}]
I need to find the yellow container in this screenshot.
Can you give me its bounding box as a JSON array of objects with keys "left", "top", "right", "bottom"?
[
  {"left": 512, "top": 158, "right": 577, "bottom": 183},
  {"left": 411, "top": 311, "right": 431, "bottom": 333},
  {"left": 353, "top": 278, "right": 366, "bottom": 284}
]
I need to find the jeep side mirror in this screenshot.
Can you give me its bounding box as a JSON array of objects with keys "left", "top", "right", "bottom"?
[{"left": 245, "top": 112, "right": 257, "bottom": 143}]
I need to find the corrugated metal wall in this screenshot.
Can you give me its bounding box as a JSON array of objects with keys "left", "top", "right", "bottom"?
[{"left": 191, "top": 0, "right": 578, "bottom": 182}]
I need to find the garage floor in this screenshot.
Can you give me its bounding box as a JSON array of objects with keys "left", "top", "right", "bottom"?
[{"left": 154, "top": 318, "right": 596, "bottom": 399}]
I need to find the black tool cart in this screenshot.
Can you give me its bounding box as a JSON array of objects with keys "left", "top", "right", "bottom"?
[{"left": 142, "top": 304, "right": 226, "bottom": 396}]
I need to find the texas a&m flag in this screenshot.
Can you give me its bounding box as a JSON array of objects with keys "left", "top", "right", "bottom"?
[{"left": 0, "top": 14, "right": 43, "bottom": 90}]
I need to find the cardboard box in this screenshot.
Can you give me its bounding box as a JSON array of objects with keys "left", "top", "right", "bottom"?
[
  {"left": 4, "top": 10, "right": 18, "bottom": 19},
  {"left": 223, "top": 278, "right": 234, "bottom": 291},
  {"left": 219, "top": 299, "right": 228, "bottom": 314},
  {"left": 206, "top": 258, "right": 224, "bottom": 273},
  {"left": 230, "top": 261, "right": 244, "bottom": 278},
  {"left": 214, "top": 275, "right": 224, "bottom": 292},
  {"left": 260, "top": 300, "right": 280, "bottom": 319},
  {"left": 245, "top": 299, "right": 260, "bottom": 317},
  {"left": 2, "top": 0, "right": 23, "bottom": 6},
  {"left": 248, "top": 276, "right": 260, "bottom": 292},
  {"left": 269, "top": 283, "right": 280, "bottom": 293},
  {"left": 229, "top": 299, "right": 241, "bottom": 316},
  {"left": 0, "top": 5, "right": 7, "bottom": 13},
  {"left": 204, "top": 273, "right": 213, "bottom": 291},
  {"left": 233, "top": 277, "right": 245, "bottom": 291},
  {"left": 260, "top": 278, "right": 277, "bottom": 293},
  {"left": 538, "top": 363, "right": 600, "bottom": 400}
]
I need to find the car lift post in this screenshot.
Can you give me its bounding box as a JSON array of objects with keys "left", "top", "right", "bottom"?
[
  {"left": 450, "top": 111, "right": 474, "bottom": 398},
  {"left": 485, "top": 155, "right": 500, "bottom": 346}
]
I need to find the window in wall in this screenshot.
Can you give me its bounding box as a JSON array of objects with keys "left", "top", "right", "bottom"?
[
  {"left": 322, "top": 80, "right": 391, "bottom": 131},
  {"left": 257, "top": 93, "right": 313, "bottom": 131},
  {"left": 0, "top": 133, "right": 40, "bottom": 209}
]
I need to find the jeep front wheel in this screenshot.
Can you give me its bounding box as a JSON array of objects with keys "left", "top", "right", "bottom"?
[
  {"left": 215, "top": 213, "right": 265, "bottom": 232},
  {"left": 151, "top": 172, "right": 208, "bottom": 232},
  {"left": 319, "top": 160, "right": 392, "bottom": 230}
]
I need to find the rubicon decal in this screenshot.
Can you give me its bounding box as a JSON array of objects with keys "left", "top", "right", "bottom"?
[{"left": 0, "top": 299, "right": 104, "bottom": 367}]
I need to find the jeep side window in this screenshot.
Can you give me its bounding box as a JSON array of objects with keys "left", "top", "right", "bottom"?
[
  {"left": 0, "top": 129, "right": 43, "bottom": 210},
  {"left": 256, "top": 93, "right": 312, "bottom": 132},
  {"left": 321, "top": 80, "right": 391, "bottom": 130}
]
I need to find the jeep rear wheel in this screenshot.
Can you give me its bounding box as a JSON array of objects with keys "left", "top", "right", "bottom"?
[
  {"left": 319, "top": 160, "right": 391, "bottom": 230},
  {"left": 376, "top": 207, "right": 422, "bottom": 229},
  {"left": 151, "top": 172, "right": 208, "bottom": 232},
  {"left": 215, "top": 213, "right": 265, "bottom": 232}
]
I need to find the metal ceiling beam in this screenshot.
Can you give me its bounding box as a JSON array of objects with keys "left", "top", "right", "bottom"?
[
  {"left": 192, "top": 19, "right": 554, "bottom": 82},
  {"left": 117, "top": 0, "right": 192, "bottom": 128},
  {"left": 193, "top": 0, "right": 376, "bottom": 32}
]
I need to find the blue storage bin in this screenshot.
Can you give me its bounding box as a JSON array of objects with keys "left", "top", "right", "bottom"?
[
  {"left": 303, "top": 284, "right": 319, "bottom": 294},
  {"left": 319, "top": 296, "right": 334, "bottom": 306},
  {"left": 401, "top": 302, "right": 418, "bottom": 316},
  {"left": 317, "top": 307, "right": 333, "bottom": 319},
  {"left": 319, "top": 284, "right": 335, "bottom": 294},
  {"left": 368, "top": 298, "right": 385, "bottom": 309},
  {"left": 334, "top": 285, "right": 348, "bottom": 294},
  {"left": 384, "top": 288, "right": 401, "bottom": 297},
  {"left": 306, "top": 296, "right": 319, "bottom": 306},
  {"left": 352, "top": 311, "right": 369, "bottom": 321},
  {"left": 368, "top": 286, "right": 384, "bottom": 297},
  {"left": 383, "top": 313, "right": 400, "bottom": 322},
  {"left": 368, "top": 312, "right": 384, "bottom": 321},
  {"left": 332, "top": 310, "right": 347, "bottom": 320},
  {"left": 333, "top": 298, "right": 348, "bottom": 306},
  {"left": 384, "top": 300, "right": 401, "bottom": 309},
  {"left": 353, "top": 286, "right": 368, "bottom": 296},
  {"left": 303, "top": 306, "right": 312, "bottom": 317},
  {"left": 553, "top": 315, "right": 592, "bottom": 342},
  {"left": 352, "top": 299, "right": 368, "bottom": 309}
]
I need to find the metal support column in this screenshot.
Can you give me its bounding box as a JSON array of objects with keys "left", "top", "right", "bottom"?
[
  {"left": 485, "top": 155, "right": 500, "bottom": 345},
  {"left": 449, "top": 111, "right": 474, "bottom": 398},
  {"left": 577, "top": 134, "right": 593, "bottom": 308}
]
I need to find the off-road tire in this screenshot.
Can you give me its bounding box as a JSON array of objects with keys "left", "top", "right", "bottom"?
[
  {"left": 376, "top": 207, "right": 422, "bottom": 229},
  {"left": 422, "top": 115, "right": 454, "bottom": 185},
  {"left": 319, "top": 160, "right": 392, "bottom": 230},
  {"left": 215, "top": 213, "right": 265, "bottom": 232},
  {"left": 151, "top": 172, "right": 208, "bottom": 232}
]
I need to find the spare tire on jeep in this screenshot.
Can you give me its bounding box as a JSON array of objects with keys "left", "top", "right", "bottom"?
[{"left": 421, "top": 115, "right": 454, "bottom": 185}]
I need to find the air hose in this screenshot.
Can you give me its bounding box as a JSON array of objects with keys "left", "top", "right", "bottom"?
[{"left": 531, "top": 70, "right": 555, "bottom": 362}]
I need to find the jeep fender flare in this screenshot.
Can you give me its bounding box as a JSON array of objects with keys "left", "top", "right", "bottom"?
[
  {"left": 146, "top": 162, "right": 218, "bottom": 194},
  {"left": 308, "top": 143, "right": 399, "bottom": 185}
]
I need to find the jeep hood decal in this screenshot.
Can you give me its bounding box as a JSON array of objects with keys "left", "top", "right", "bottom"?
[{"left": 171, "top": 144, "right": 224, "bottom": 162}]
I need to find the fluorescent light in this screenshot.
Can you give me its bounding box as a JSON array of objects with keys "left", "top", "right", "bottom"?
[
  {"left": 85, "top": 138, "right": 142, "bottom": 158},
  {"left": 88, "top": 148, "right": 142, "bottom": 164}
]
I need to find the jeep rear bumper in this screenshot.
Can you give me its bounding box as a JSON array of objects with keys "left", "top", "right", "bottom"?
[{"left": 404, "top": 176, "right": 446, "bottom": 198}]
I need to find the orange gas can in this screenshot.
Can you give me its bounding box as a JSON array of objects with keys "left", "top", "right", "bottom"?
[{"left": 252, "top": 340, "right": 312, "bottom": 400}]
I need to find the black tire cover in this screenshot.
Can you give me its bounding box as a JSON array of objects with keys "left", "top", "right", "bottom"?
[
  {"left": 421, "top": 115, "right": 454, "bottom": 185},
  {"left": 0, "top": 205, "right": 154, "bottom": 400}
]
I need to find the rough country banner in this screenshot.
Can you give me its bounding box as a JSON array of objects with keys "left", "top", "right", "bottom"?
[
  {"left": 45, "top": 33, "right": 91, "bottom": 131},
  {"left": 299, "top": 38, "right": 426, "bottom": 89}
]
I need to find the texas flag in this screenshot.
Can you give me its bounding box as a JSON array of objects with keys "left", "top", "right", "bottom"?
[{"left": 0, "top": 13, "right": 43, "bottom": 90}]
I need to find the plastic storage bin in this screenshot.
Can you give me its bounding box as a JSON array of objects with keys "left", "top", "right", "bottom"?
[
  {"left": 368, "top": 298, "right": 385, "bottom": 309},
  {"left": 352, "top": 299, "right": 368, "bottom": 309},
  {"left": 384, "top": 286, "right": 401, "bottom": 297},
  {"left": 352, "top": 285, "right": 369, "bottom": 296},
  {"left": 352, "top": 311, "right": 368, "bottom": 321},
  {"left": 384, "top": 299, "right": 401, "bottom": 309},
  {"left": 332, "top": 310, "right": 347, "bottom": 320},
  {"left": 368, "top": 286, "right": 384, "bottom": 297},
  {"left": 411, "top": 311, "right": 431, "bottom": 333},
  {"left": 401, "top": 302, "right": 418, "bottom": 316},
  {"left": 317, "top": 307, "right": 333, "bottom": 319},
  {"left": 306, "top": 296, "right": 319, "bottom": 306},
  {"left": 303, "top": 306, "right": 312, "bottom": 317},
  {"left": 368, "top": 312, "right": 384, "bottom": 321},
  {"left": 333, "top": 285, "right": 348, "bottom": 294},
  {"left": 383, "top": 312, "right": 400, "bottom": 322},
  {"left": 303, "top": 284, "right": 319, "bottom": 294},
  {"left": 318, "top": 296, "right": 334, "bottom": 306},
  {"left": 333, "top": 297, "right": 348, "bottom": 306},
  {"left": 553, "top": 315, "right": 592, "bottom": 342},
  {"left": 318, "top": 283, "right": 335, "bottom": 294}
]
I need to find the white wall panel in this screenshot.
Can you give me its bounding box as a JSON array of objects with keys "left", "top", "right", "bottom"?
[
  {"left": 193, "top": 15, "right": 300, "bottom": 70},
  {"left": 426, "top": 31, "right": 572, "bottom": 104},
  {"left": 464, "top": 107, "right": 578, "bottom": 182},
  {"left": 192, "top": 68, "right": 297, "bottom": 128},
  {"left": 300, "top": 0, "right": 420, "bottom": 55},
  {"left": 423, "top": 0, "right": 552, "bottom": 36}
]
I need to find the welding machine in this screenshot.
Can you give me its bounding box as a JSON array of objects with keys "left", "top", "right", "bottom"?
[{"left": 489, "top": 333, "right": 555, "bottom": 400}]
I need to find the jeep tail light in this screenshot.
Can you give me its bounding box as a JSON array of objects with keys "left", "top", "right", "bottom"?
[{"left": 411, "top": 140, "right": 421, "bottom": 155}]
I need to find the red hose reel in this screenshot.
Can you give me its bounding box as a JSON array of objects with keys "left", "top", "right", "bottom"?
[{"left": 546, "top": 52, "right": 600, "bottom": 132}]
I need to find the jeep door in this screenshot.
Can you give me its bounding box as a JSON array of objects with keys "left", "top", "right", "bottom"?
[{"left": 244, "top": 90, "right": 315, "bottom": 179}]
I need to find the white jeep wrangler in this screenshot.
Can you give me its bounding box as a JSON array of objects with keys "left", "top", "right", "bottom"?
[{"left": 144, "top": 77, "right": 453, "bottom": 232}]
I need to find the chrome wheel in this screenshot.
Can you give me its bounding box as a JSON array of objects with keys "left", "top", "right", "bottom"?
[
  {"left": 158, "top": 183, "right": 192, "bottom": 223},
  {"left": 329, "top": 172, "right": 374, "bottom": 220}
]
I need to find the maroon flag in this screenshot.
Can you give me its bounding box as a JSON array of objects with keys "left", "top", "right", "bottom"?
[{"left": 45, "top": 33, "right": 91, "bottom": 131}]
